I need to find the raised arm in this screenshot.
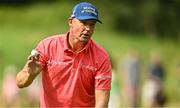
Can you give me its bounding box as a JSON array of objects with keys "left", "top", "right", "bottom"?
[
  {"left": 16, "top": 52, "right": 42, "bottom": 88},
  {"left": 95, "top": 89, "right": 110, "bottom": 108}
]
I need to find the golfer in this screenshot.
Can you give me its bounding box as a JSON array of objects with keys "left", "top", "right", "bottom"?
[{"left": 16, "top": 2, "right": 112, "bottom": 107}]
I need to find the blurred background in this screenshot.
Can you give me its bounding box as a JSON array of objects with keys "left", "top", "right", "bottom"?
[{"left": 0, "top": 0, "right": 179, "bottom": 107}]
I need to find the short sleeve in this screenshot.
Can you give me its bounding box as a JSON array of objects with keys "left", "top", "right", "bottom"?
[{"left": 95, "top": 58, "right": 112, "bottom": 90}]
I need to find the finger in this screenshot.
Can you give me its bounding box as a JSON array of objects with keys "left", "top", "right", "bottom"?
[
  {"left": 28, "top": 53, "right": 40, "bottom": 61},
  {"left": 28, "top": 55, "right": 33, "bottom": 60},
  {"left": 26, "top": 59, "right": 34, "bottom": 67},
  {"left": 26, "top": 59, "right": 41, "bottom": 70},
  {"left": 30, "top": 49, "right": 39, "bottom": 60}
]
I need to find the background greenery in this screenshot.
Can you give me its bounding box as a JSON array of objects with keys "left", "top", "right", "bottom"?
[{"left": 0, "top": 0, "right": 179, "bottom": 107}]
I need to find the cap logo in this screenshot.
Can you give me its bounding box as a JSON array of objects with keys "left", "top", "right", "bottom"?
[{"left": 81, "top": 6, "right": 97, "bottom": 15}]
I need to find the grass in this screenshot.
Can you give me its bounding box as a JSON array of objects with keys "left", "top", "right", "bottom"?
[{"left": 0, "top": 1, "right": 180, "bottom": 107}]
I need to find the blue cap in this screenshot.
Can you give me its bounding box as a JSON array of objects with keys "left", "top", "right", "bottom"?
[{"left": 71, "top": 2, "right": 102, "bottom": 24}]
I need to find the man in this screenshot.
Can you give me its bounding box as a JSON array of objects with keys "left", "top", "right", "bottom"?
[{"left": 16, "top": 2, "right": 112, "bottom": 107}]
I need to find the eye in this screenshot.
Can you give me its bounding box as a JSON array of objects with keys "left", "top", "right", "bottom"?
[
  {"left": 80, "top": 20, "right": 96, "bottom": 25},
  {"left": 80, "top": 21, "right": 86, "bottom": 25},
  {"left": 89, "top": 22, "right": 95, "bottom": 26}
]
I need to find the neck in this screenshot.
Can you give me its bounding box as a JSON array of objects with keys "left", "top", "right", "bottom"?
[
  {"left": 68, "top": 35, "right": 86, "bottom": 53},
  {"left": 70, "top": 42, "right": 85, "bottom": 53}
]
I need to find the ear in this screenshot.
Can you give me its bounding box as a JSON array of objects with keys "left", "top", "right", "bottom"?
[{"left": 68, "top": 18, "right": 73, "bottom": 27}]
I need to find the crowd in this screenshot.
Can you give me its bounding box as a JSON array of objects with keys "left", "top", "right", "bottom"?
[{"left": 110, "top": 49, "right": 168, "bottom": 107}]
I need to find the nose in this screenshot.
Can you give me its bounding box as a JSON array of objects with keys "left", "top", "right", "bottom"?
[{"left": 84, "top": 25, "right": 90, "bottom": 31}]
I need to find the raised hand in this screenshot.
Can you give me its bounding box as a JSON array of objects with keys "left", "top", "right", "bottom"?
[{"left": 24, "top": 49, "right": 41, "bottom": 76}]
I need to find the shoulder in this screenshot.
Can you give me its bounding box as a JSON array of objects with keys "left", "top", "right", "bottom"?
[
  {"left": 36, "top": 33, "right": 67, "bottom": 48},
  {"left": 41, "top": 34, "right": 65, "bottom": 44}
]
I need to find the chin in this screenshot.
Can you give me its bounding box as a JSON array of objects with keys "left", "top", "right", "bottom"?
[
  {"left": 80, "top": 37, "right": 89, "bottom": 42},
  {"left": 81, "top": 39, "right": 89, "bottom": 44}
]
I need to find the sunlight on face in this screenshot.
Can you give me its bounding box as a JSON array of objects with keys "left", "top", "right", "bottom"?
[{"left": 70, "top": 18, "right": 96, "bottom": 43}]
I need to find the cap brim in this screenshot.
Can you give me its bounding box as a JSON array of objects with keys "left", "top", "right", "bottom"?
[{"left": 76, "top": 16, "right": 102, "bottom": 24}]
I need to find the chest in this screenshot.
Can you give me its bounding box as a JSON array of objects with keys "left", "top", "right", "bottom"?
[{"left": 44, "top": 51, "right": 98, "bottom": 85}]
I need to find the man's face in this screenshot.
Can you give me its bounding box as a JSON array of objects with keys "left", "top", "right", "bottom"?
[{"left": 69, "top": 18, "right": 96, "bottom": 43}]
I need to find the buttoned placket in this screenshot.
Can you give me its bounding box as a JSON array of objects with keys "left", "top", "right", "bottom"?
[
  {"left": 71, "top": 51, "right": 85, "bottom": 73},
  {"left": 72, "top": 53, "right": 79, "bottom": 69},
  {"left": 65, "top": 48, "right": 82, "bottom": 73}
]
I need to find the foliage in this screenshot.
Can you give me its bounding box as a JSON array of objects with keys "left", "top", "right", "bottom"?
[
  {"left": 98, "top": 0, "right": 180, "bottom": 38},
  {"left": 1, "top": 0, "right": 179, "bottom": 38}
]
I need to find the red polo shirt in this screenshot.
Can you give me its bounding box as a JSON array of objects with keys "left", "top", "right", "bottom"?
[{"left": 36, "top": 32, "right": 112, "bottom": 107}]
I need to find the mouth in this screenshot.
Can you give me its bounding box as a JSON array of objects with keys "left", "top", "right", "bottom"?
[
  {"left": 84, "top": 34, "right": 90, "bottom": 37},
  {"left": 80, "top": 33, "right": 90, "bottom": 42},
  {"left": 81, "top": 33, "right": 90, "bottom": 38}
]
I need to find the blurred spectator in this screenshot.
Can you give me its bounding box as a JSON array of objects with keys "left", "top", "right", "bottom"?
[
  {"left": 149, "top": 53, "right": 165, "bottom": 81},
  {"left": 2, "top": 65, "right": 20, "bottom": 107},
  {"left": 120, "top": 48, "right": 141, "bottom": 107},
  {"left": 142, "top": 52, "right": 166, "bottom": 107}
]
